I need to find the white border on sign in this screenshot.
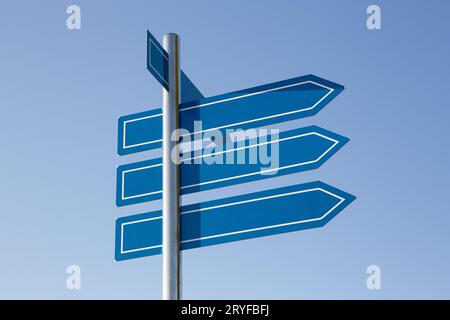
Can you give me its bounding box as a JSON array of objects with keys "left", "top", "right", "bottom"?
[
  {"left": 120, "top": 131, "right": 339, "bottom": 201},
  {"left": 120, "top": 187, "right": 345, "bottom": 254},
  {"left": 122, "top": 80, "right": 335, "bottom": 149}
]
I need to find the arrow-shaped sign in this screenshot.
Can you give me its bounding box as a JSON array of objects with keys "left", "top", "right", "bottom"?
[
  {"left": 118, "top": 74, "right": 344, "bottom": 155},
  {"left": 115, "top": 181, "right": 355, "bottom": 261},
  {"left": 116, "top": 126, "right": 348, "bottom": 207}
]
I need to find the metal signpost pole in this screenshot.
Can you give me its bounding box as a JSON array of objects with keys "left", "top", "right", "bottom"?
[{"left": 162, "top": 33, "right": 181, "bottom": 300}]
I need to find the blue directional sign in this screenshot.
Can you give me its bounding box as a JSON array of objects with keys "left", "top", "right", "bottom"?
[
  {"left": 116, "top": 126, "right": 348, "bottom": 207},
  {"left": 147, "top": 31, "right": 169, "bottom": 90},
  {"left": 118, "top": 74, "right": 344, "bottom": 155},
  {"left": 147, "top": 31, "right": 204, "bottom": 103},
  {"left": 115, "top": 181, "right": 355, "bottom": 261}
]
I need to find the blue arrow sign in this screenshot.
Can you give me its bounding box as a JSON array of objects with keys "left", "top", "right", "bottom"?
[
  {"left": 115, "top": 181, "right": 355, "bottom": 261},
  {"left": 116, "top": 126, "right": 348, "bottom": 207},
  {"left": 118, "top": 74, "right": 344, "bottom": 155}
]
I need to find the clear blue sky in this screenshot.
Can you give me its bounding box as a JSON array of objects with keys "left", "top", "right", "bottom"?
[{"left": 1, "top": 0, "right": 450, "bottom": 299}]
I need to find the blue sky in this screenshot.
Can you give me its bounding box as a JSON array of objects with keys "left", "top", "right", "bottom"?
[{"left": 1, "top": 0, "right": 450, "bottom": 299}]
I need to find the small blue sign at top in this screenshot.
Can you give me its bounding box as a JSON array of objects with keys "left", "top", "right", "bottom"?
[
  {"left": 146, "top": 31, "right": 204, "bottom": 101},
  {"left": 147, "top": 31, "right": 169, "bottom": 90}
]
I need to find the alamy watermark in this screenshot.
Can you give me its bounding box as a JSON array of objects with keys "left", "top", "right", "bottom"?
[
  {"left": 66, "top": 265, "right": 81, "bottom": 290},
  {"left": 367, "top": 5, "right": 381, "bottom": 30},
  {"left": 66, "top": 5, "right": 81, "bottom": 30},
  {"left": 170, "top": 121, "right": 280, "bottom": 174},
  {"left": 366, "top": 264, "right": 381, "bottom": 290}
]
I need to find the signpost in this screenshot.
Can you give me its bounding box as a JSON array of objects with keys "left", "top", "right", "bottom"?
[
  {"left": 114, "top": 30, "right": 355, "bottom": 300},
  {"left": 115, "top": 181, "right": 355, "bottom": 261}
]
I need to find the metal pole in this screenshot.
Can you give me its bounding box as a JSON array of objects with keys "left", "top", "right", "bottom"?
[{"left": 162, "top": 33, "right": 181, "bottom": 300}]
